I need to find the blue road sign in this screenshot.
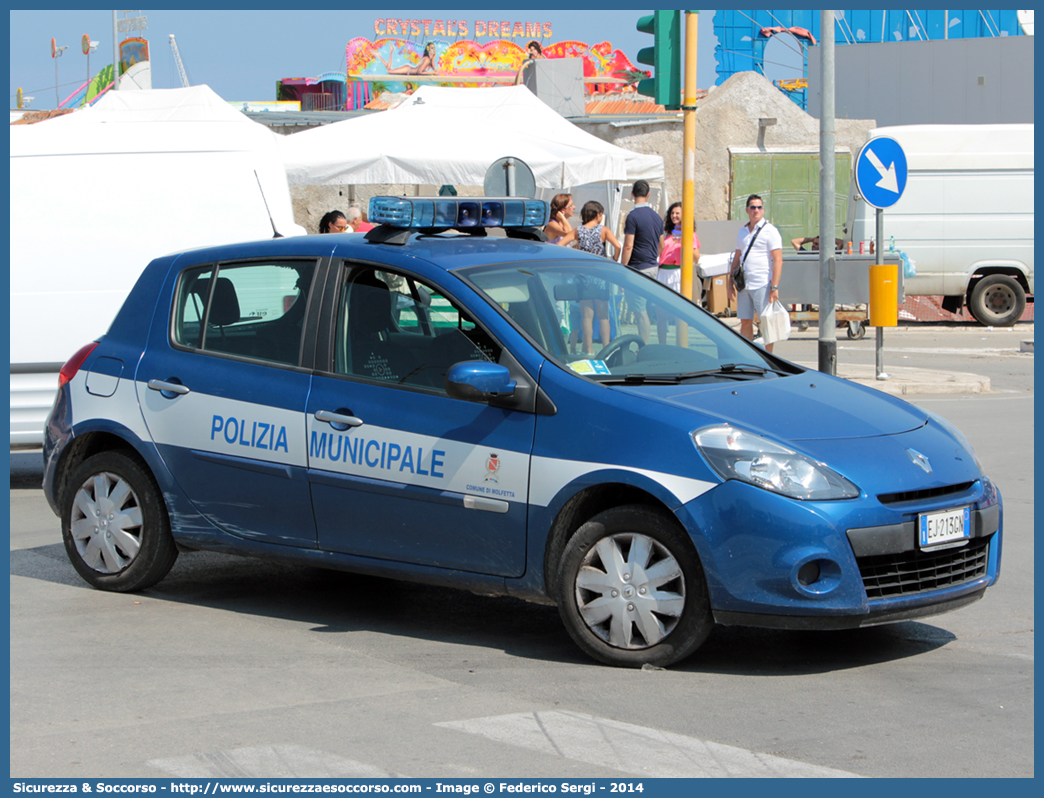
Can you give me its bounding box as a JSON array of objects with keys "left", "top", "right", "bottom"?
[{"left": 855, "top": 136, "right": 908, "bottom": 209}]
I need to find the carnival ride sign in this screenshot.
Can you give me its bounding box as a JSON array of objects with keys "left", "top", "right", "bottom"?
[
  {"left": 347, "top": 37, "right": 646, "bottom": 94},
  {"left": 373, "top": 18, "right": 553, "bottom": 39}
]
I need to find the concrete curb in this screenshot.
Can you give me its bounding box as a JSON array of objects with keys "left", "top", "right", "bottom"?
[
  {"left": 712, "top": 317, "right": 998, "bottom": 396},
  {"left": 794, "top": 362, "right": 991, "bottom": 396}
]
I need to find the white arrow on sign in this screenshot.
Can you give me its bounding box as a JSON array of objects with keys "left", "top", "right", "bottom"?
[{"left": 865, "top": 148, "right": 899, "bottom": 194}]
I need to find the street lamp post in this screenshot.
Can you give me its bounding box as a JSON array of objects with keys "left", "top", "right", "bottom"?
[{"left": 818, "top": 10, "right": 837, "bottom": 375}]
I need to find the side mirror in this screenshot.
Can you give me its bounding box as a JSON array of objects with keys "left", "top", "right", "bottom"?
[{"left": 445, "top": 361, "right": 516, "bottom": 403}]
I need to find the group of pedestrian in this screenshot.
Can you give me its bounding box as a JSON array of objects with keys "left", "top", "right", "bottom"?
[
  {"left": 318, "top": 205, "right": 373, "bottom": 235},
  {"left": 545, "top": 180, "right": 712, "bottom": 351},
  {"left": 546, "top": 193, "right": 620, "bottom": 355},
  {"left": 613, "top": 184, "right": 784, "bottom": 353},
  {"left": 322, "top": 183, "right": 785, "bottom": 355},
  {"left": 616, "top": 181, "right": 703, "bottom": 346}
]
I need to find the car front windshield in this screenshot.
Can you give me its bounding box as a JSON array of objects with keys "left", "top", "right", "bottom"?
[{"left": 459, "top": 258, "right": 791, "bottom": 383}]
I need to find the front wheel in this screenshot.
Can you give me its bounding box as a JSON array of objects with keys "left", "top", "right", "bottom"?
[
  {"left": 555, "top": 505, "right": 713, "bottom": 667},
  {"left": 969, "top": 275, "right": 1026, "bottom": 326},
  {"left": 61, "top": 451, "right": 178, "bottom": 592}
]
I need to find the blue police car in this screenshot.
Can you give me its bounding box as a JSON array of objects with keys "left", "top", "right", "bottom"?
[{"left": 43, "top": 196, "right": 1002, "bottom": 667}]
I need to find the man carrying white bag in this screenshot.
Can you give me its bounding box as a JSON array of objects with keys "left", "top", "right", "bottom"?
[{"left": 728, "top": 194, "right": 784, "bottom": 352}]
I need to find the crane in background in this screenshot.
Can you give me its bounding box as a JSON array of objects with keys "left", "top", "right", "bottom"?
[{"left": 169, "top": 34, "right": 189, "bottom": 87}]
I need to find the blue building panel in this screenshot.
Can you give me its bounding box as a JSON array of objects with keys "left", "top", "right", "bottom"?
[{"left": 713, "top": 10, "right": 1024, "bottom": 109}]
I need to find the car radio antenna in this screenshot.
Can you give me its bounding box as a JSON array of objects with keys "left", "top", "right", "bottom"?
[{"left": 254, "top": 171, "right": 283, "bottom": 238}]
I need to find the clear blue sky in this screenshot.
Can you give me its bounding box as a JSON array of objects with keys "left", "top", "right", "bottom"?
[{"left": 10, "top": 9, "right": 723, "bottom": 111}]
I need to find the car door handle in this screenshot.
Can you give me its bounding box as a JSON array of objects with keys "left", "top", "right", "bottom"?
[
  {"left": 314, "top": 410, "right": 364, "bottom": 429},
  {"left": 147, "top": 379, "right": 190, "bottom": 396}
]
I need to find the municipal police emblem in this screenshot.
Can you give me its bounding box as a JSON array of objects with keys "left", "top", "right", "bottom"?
[{"left": 485, "top": 453, "right": 500, "bottom": 482}]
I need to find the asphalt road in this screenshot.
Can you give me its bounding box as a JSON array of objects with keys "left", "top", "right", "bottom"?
[{"left": 8, "top": 324, "right": 1034, "bottom": 779}]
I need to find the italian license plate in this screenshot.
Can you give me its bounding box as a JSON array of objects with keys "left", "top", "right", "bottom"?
[{"left": 919, "top": 507, "right": 971, "bottom": 548}]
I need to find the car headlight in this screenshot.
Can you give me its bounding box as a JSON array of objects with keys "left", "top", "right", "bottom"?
[
  {"left": 692, "top": 425, "right": 860, "bottom": 501},
  {"left": 925, "top": 410, "right": 986, "bottom": 476}
]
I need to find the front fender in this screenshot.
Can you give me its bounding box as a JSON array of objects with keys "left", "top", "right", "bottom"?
[{"left": 507, "top": 463, "right": 719, "bottom": 603}]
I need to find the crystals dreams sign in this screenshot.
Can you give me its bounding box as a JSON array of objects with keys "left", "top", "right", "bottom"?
[{"left": 374, "top": 18, "right": 553, "bottom": 39}]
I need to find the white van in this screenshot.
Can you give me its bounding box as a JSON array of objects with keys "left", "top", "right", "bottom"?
[
  {"left": 10, "top": 88, "right": 305, "bottom": 447},
  {"left": 850, "top": 124, "right": 1033, "bottom": 326}
]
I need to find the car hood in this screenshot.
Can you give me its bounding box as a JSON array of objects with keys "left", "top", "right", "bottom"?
[{"left": 615, "top": 371, "right": 928, "bottom": 442}]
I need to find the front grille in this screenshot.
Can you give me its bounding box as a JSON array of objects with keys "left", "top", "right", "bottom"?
[
  {"left": 858, "top": 536, "right": 990, "bottom": 599},
  {"left": 877, "top": 482, "right": 974, "bottom": 505}
]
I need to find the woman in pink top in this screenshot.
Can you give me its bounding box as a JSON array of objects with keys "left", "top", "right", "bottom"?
[{"left": 655, "top": 202, "right": 700, "bottom": 344}]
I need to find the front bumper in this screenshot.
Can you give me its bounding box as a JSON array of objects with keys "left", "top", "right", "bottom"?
[
  {"left": 678, "top": 476, "right": 1002, "bottom": 629},
  {"left": 714, "top": 587, "right": 987, "bottom": 630}
]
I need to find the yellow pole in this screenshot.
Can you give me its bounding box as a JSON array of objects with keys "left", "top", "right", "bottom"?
[{"left": 678, "top": 10, "right": 699, "bottom": 348}]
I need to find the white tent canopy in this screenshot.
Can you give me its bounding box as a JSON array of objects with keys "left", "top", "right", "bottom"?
[
  {"left": 14, "top": 85, "right": 303, "bottom": 239},
  {"left": 10, "top": 86, "right": 305, "bottom": 445},
  {"left": 47, "top": 82, "right": 253, "bottom": 124},
  {"left": 278, "top": 85, "right": 664, "bottom": 189}
]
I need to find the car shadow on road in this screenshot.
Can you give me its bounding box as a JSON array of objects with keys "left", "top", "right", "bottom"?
[
  {"left": 11, "top": 541, "right": 956, "bottom": 674},
  {"left": 677, "top": 621, "right": 956, "bottom": 675}
]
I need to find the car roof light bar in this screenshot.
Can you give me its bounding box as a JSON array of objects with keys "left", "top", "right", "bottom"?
[{"left": 366, "top": 196, "right": 550, "bottom": 244}]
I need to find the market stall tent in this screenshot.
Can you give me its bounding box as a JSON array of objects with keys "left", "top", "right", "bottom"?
[
  {"left": 278, "top": 85, "right": 664, "bottom": 189},
  {"left": 48, "top": 81, "right": 260, "bottom": 123}
]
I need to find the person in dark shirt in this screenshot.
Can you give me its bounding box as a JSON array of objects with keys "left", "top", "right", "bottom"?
[{"left": 620, "top": 180, "right": 664, "bottom": 343}]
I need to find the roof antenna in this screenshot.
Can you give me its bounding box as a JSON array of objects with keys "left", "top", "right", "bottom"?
[{"left": 254, "top": 171, "right": 283, "bottom": 238}]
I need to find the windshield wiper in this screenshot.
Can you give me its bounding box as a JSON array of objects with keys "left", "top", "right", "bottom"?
[
  {"left": 705, "top": 363, "right": 776, "bottom": 376},
  {"left": 600, "top": 364, "right": 783, "bottom": 385}
]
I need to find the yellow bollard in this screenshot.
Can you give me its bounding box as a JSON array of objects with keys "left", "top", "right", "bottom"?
[{"left": 869, "top": 262, "right": 899, "bottom": 327}]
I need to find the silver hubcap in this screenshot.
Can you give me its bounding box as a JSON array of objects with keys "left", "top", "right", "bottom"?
[
  {"left": 574, "top": 533, "right": 685, "bottom": 650},
  {"left": 70, "top": 471, "right": 143, "bottom": 573}
]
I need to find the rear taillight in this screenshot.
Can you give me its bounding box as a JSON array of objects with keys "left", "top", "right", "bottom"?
[{"left": 58, "top": 342, "right": 99, "bottom": 388}]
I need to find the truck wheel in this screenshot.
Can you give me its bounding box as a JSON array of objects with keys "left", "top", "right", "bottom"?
[
  {"left": 969, "top": 275, "right": 1026, "bottom": 326},
  {"left": 61, "top": 451, "right": 178, "bottom": 592},
  {"left": 555, "top": 505, "right": 713, "bottom": 668}
]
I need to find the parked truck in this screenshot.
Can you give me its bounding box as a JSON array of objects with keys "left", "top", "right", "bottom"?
[{"left": 850, "top": 123, "right": 1033, "bottom": 326}]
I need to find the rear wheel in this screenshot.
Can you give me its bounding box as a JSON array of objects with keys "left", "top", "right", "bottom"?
[
  {"left": 969, "top": 275, "right": 1026, "bottom": 326},
  {"left": 555, "top": 505, "right": 713, "bottom": 667},
  {"left": 61, "top": 451, "right": 178, "bottom": 592}
]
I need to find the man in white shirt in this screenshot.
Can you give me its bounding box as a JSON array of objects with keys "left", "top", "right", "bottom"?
[{"left": 728, "top": 194, "right": 783, "bottom": 351}]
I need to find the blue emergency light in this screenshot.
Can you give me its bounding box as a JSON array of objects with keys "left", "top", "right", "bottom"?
[{"left": 368, "top": 196, "right": 550, "bottom": 231}]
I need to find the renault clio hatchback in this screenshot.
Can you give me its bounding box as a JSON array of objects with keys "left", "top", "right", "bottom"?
[{"left": 43, "top": 196, "right": 1002, "bottom": 667}]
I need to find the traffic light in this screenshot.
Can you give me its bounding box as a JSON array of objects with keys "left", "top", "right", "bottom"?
[{"left": 636, "top": 10, "right": 682, "bottom": 110}]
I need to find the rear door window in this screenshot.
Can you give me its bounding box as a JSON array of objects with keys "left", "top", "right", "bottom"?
[{"left": 173, "top": 261, "right": 316, "bottom": 366}]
